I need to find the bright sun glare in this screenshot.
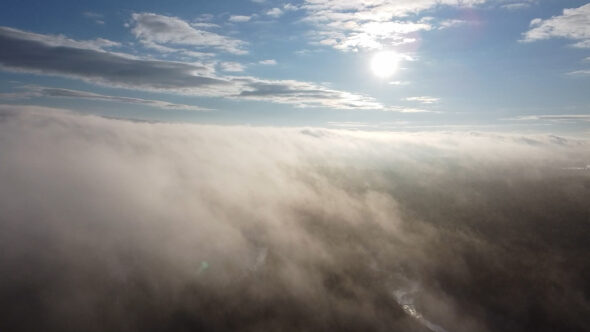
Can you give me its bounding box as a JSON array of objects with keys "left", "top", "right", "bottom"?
[{"left": 370, "top": 51, "right": 400, "bottom": 78}]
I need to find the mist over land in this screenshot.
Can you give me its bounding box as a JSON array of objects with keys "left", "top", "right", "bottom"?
[{"left": 1, "top": 108, "right": 589, "bottom": 332}]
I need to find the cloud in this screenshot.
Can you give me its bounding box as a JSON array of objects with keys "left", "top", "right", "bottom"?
[
  {"left": 231, "top": 76, "right": 414, "bottom": 110},
  {"left": 567, "top": 69, "right": 590, "bottom": 76},
  {"left": 266, "top": 8, "right": 284, "bottom": 18},
  {"left": 228, "top": 15, "right": 252, "bottom": 23},
  {"left": 0, "top": 107, "right": 589, "bottom": 332},
  {"left": 284, "top": 3, "right": 299, "bottom": 11},
  {"left": 509, "top": 114, "right": 590, "bottom": 122},
  {"left": 0, "top": 26, "right": 120, "bottom": 51},
  {"left": 258, "top": 59, "right": 277, "bottom": 65},
  {"left": 0, "top": 26, "right": 415, "bottom": 111},
  {"left": 521, "top": 3, "right": 590, "bottom": 48},
  {"left": 0, "top": 86, "right": 212, "bottom": 111},
  {"left": 0, "top": 26, "right": 231, "bottom": 94},
  {"left": 405, "top": 96, "right": 439, "bottom": 104},
  {"left": 83, "top": 11, "right": 105, "bottom": 24},
  {"left": 500, "top": 3, "right": 530, "bottom": 10},
  {"left": 301, "top": 0, "right": 487, "bottom": 52},
  {"left": 130, "top": 13, "right": 248, "bottom": 54},
  {"left": 219, "top": 62, "right": 246, "bottom": 72},
  {"left": 438, "top": 19, "right": 470, "bottom": 29}
]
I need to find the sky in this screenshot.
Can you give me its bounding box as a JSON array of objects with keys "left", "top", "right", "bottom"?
[{"left": 0, "top": 0, "right": 589, "bottom": 131}]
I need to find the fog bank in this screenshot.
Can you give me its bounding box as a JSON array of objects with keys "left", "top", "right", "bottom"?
[{"left": 1, "top": 108, "right": 589, "bottom": 332}]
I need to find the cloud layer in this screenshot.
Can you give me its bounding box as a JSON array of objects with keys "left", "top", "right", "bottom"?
[
  {"left": 0, "top": 26, "right": 408, "bottom": 111},
  {"left": 0, "top": 107, "right": 589, "bottom": 332}
]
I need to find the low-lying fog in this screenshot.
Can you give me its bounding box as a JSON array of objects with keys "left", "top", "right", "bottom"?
[{"left": 1, "top": 108, "right": 589, "bottom": 332}]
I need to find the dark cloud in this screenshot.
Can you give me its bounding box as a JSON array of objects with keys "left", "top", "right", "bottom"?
[
  {"left": 0, "top": 107, "right": 589, "bottom": 332},
  {"left": 0, "top": 86, "right": 211, "bottom": 111},
  {"left": 0, "top": 27, "right": 229, "bottom": 92}
]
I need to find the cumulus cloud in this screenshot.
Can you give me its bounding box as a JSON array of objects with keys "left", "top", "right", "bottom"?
[
  {"left": 130, "top": 13, "right": 248, "bottom": 54},
  {"left": 0, "top": 86, "right": 212, "bottom": 111},
  {"left": 0, "top": 107, "right": 589, "bottom": 332},
  {"left": 522, "top": 3, "right": 590, "bottom": 48}
]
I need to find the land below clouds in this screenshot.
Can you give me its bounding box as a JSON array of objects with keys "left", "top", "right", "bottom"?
[{"left": 0, "top": 107, "right": 589, "bottom": 332}]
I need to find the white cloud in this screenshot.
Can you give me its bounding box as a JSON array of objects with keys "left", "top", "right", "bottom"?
[
  {"left": 219, "top": 62, "right": 246, "bottom": 72},
  {"left": 405, "top": 96, "right": 439, "bottom": 104},
  {"left": 509, "top": 114, "right": 590, "bottom": 122},
  {"left": 284, "top": 3, "right": 299, "bottom": 11},
  {"left": 130, "top": 13, "right": 248, "bottom": 54},
  {"left": 567, "top": 69, "right": 590, "bottom": 76},
  {"left": 522, "top": 3, "right": 590, "bottom": 48},
  {"left": 258, "top": 59, "right": 277, "bottom": 65},
  {"left": 229, "top": 15, "right": 252, "bottom": 23},
  {"left": 301, "top": 0, "right": 487, "bottom": 52},
  {"left": 438, "top": 19, "right": 469, "bottom": 29},
  {"left": 191, "top": 22, "right": 221, "bottom": 29},
  {"left": 266, "top": 8, "right": 284, "bottom": 18}
]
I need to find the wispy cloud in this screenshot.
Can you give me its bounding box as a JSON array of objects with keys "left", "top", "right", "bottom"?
[
  {"left": 567, "top": 69, "right": 590, "bottom": 76},
  {"left": 130, "top": 13, "right": 248, "bottom": 54},
  {"left": 509, "top": 114, "right": 590, "bottom": 122},
  {"left": 405, "top": 96, "right": 439, "bottom": 104},
  {"left": 83, "top": 11, "right": 105, "bottom": 25},
  {"left": 0, "top": 26, "right": 119, "bottom": 51},
  {"left": 228, "top": 15, "right": 252, "bottom": 23},
  {"left": 521, "top": 3, "right": 590, "bottom": 48},
  {"left": 258, "top": 59, "right": 277, "bottom": 65},
  {"left": 0, "top": 86, "right": 212, "bottom": 111}
]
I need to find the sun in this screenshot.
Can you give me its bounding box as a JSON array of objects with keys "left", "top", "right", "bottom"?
[{"left": 370, "top": 51, "right": 400, "bottom": 78}]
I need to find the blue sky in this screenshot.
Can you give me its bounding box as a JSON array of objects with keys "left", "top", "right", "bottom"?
[{"left": 0, "top": 0, "right": 588, "bottom": 131}]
